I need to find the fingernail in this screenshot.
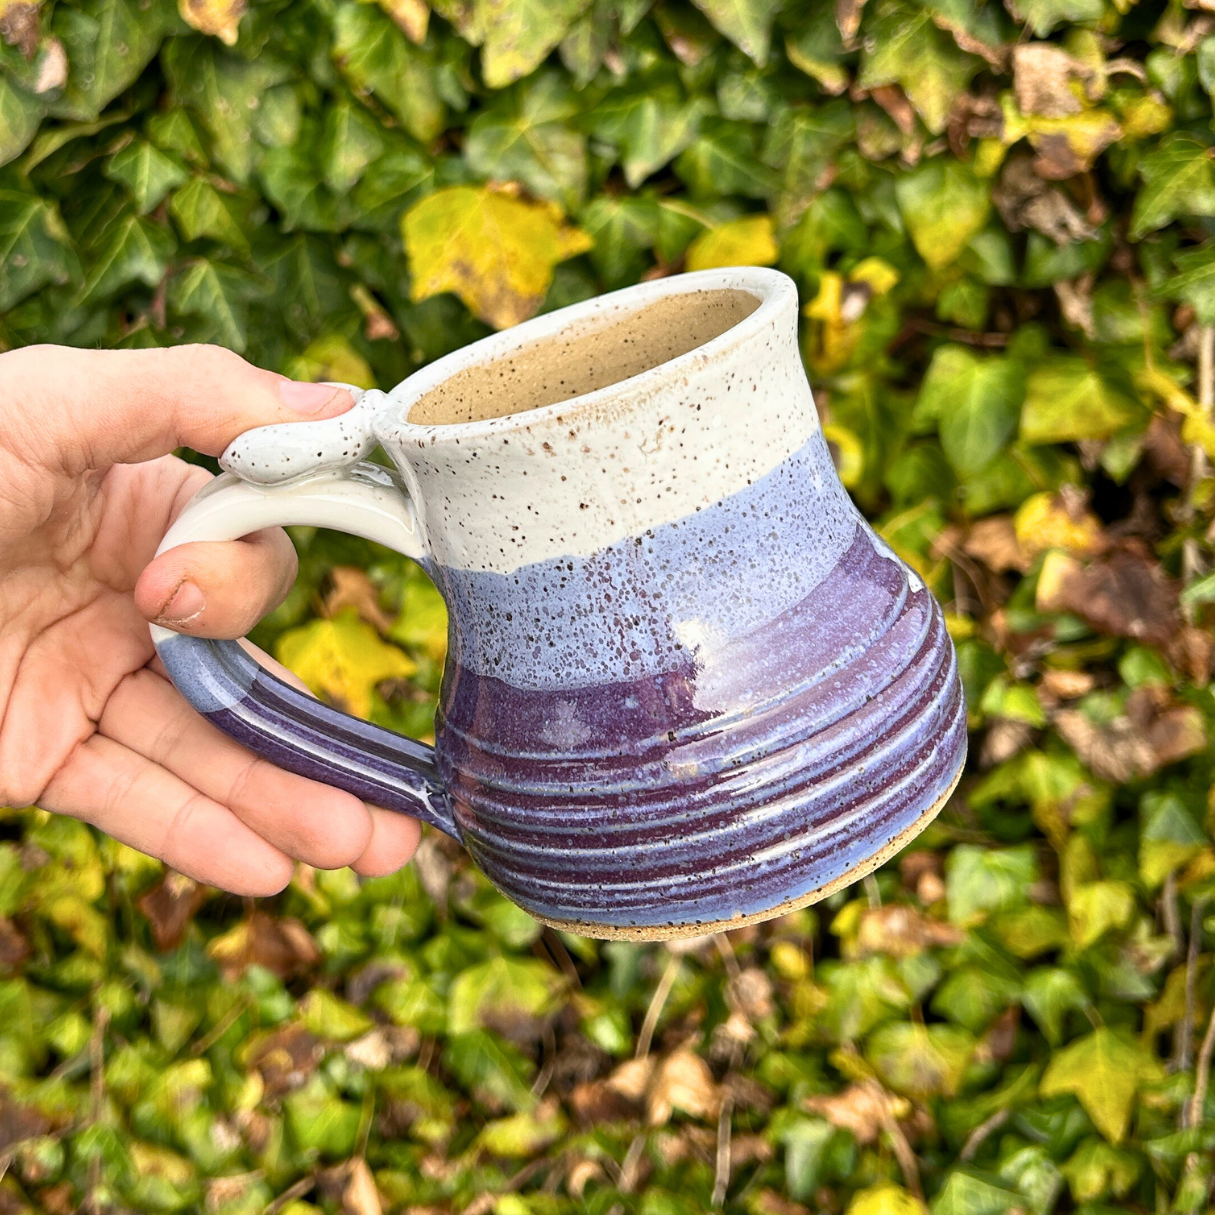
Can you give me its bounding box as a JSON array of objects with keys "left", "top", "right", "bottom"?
[
  {"left": 158, "top": 581, "right": 204, "bottom": 624},
  {"left": 279, "top": 380, "right": 349, "bottom": 415}
]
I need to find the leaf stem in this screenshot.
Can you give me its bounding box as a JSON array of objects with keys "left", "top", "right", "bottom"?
[{"left": 635, "top": 954, "right": 681, "bottom": 1060}]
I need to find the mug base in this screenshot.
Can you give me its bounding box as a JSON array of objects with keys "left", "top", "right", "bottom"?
[{"left": 526, "top": 761, "right": 963, "bottom": 942}]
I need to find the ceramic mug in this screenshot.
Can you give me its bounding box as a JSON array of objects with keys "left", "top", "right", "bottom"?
[{"left": 153, "top": 267, "right": 966, "bottom": 940}]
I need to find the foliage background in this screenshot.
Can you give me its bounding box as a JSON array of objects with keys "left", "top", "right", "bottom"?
[{"left": 3, "top": 0, "right": 1215, "bottom": 1212}]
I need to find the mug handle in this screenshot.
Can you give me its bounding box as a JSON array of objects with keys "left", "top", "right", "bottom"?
[{"left": 150, "top": 389, "right": 460, "bottom": 840}]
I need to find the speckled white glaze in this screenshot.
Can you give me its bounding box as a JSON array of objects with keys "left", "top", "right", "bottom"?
[
  {"left": 220, "top": 386, "right": 387, "bottom": 484},
  {"left": 377, "top": 267, "right": 813, "bottom": 574}
]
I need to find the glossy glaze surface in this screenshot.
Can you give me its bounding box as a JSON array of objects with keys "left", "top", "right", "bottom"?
[{"left": 153, "top": 268, "right": 966, "bottom": 939}]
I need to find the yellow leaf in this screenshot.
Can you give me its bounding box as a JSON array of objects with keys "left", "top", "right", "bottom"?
[
  {"left": 1014, "top": 491, "right": 1105, "bottom": 556},
  {"left": 276, "top": 608, "right": 417, "bottom": 719},
  {"left": 846, "top": 1183, "right": 928, "bottom": 1215},
  {"left": 684, "top": 215, "right": 777, "bottom": 272},
  {"left": 849, "top": 256, "right": 899, "bottom": 296},
  {"left": 403, "top": 185, "right": 592, "bottom": 329},
  {"left": 822, "top": 424, "right": 864, "bottom": 489},
  {"left": 42, "top": 894, "right": 108, "bottom": 958},
  {"left": 476, "top": 1097, "right": 567, "bottom": 1156},
  {"left": 1067, "top": 879, "right": 1135, "bottom": 949},
  {"left": 178, "top": 0, "right": 246, "bottom": 45},
  {"left": 1040, "top": 1027, "right": 1161, "bottom": 1142},
  {"left": 376, "top": 0, "right": 429, "bottom": 41},
  {"left": 1035, "top": 548, "right": 1083, "bottom": 613},
  {"left": 283, "top": 335, "right": 376, "bottom": 390}
]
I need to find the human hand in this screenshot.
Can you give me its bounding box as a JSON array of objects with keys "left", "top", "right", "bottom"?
[{"left": 0, "top": 344, "right": 422, "bottom": 894}]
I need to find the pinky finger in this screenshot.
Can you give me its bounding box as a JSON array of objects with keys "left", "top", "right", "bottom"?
[{"left": 42, "top": 734, "right": 295, "bottom": 896}]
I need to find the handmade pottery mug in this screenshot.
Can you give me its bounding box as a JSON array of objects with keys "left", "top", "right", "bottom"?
[{"left": 153, "top": 267, "right": 966, "bottom": 940}]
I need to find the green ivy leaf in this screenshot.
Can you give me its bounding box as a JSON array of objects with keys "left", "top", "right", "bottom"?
[
  {"left": 858, "top": 0, "right": 980, "bottom": 134},
  {"left": 162, "top": 37, "right": 294, "bottom": 184},
  {"left": 946, "top": 845, "right": 1037, "bottom": 927},
  {"left": 1007, "top": 0, "right": 1103, "bottom": 36},
  {"left": 464, "top": 71, "right": 587, "bottom": 210},
  {"left": 76, "top": 213, "right": 175, "bottom": 306},
  {"left": 477, "top": 0, "right": 594, "bottom": 88},
  {"left": 50, "top": 0, "right": 174, "bottom": 123},
  {"left": 1019, "top": 358, "right": 1142, "bottom": 444},
  {"left": 0, "top": 74, "right": 44, "bottom": 168},
  {"left": 930, "top": 1171, "right": 1021, "bottom": 1215},
  {"left": 785, "top": 5, "right": 850, "bottom": 95},
  {"left": 675, "top": 118, "right": 778, "bottom": 198},
  {"left": 168, "top": 178, "right": 252, "bottom": 254},
  {"left": 691, "top": 0, "right": 784, "bottom": 66},
  {"left": 332, "top": 1, "right": 445, "bottom": 142},
  {"left": 895, "top": 159, "right": 991, "bottom": 270},
  {"left": 0, "top": 190, "right": 74, "bottom": 311},
  {"left": 104, "top": 140, "right": 189, "bottom": 215},
  {"left": 866, "top": 1021, "right": 976, "bottom": 1099},
  {"left": 584, "top": 85, "right": 712, "bottom": 188},
  {"left": 167, "top": 258, "right": 262, "bottom": 352},
  {"left": 319, "top": 100, "right": 386, "bottom": 195},
  {"left": 1130, "top": 133, "right": 1215, "bottom": 240},
  {"left": 916, "top": 346, "right": 1024, "bottom": 477},
  {"left": 1157, "top": 245, "right": 1215, "bottom": 324},
  {"left": 447, "top": 956, "right": 563, "bottom": 1037}
]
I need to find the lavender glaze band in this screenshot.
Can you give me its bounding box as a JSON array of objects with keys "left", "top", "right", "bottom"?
[{"left": 152, "top": 268, "right": 967, "bottom": 940}]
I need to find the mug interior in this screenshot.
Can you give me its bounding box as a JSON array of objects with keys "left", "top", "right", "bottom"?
[{"left": 407, "top": 288, "right": 761, "bottom": 426}]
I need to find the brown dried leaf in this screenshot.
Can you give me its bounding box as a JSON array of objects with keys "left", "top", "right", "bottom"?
[
  {"left": 993, "top": 153, "right": 1098, "bottom": 242},
  {"left": 323, "top": 567, "right": 397, "bottom": 634},
  {"left": 803, "top": 1083, "right": 903, "bottom": 1144},
  {"left": 853, "top": 904, "right": 965, "bottom": 957},
  {"left": 178, "top": 0, "right": 246, "bottom": 45},
  {"left": 138, "top": 872, "right": 210, "bottom": 951},
  {"left": 723, "top": 1072, "right": 776, "bottom": 1112},
  {"left": 1040, "top": 669, "right": 1096, "bottom": 700},
  {"left": 980, "top": 718, "right": 1035, "bottom": 767},
  {"left": 974, "top": 1006, "right": 1019, "bottom": 1064},
  {"left": 205, "top": 1173, "right": 262, "bottom": 1214},
  {"left": 606, "top": 1055, "right": 656, "bottom": 1104},
  {"left": 0, "top": 918, "right": 29, "bottom": 972},
  {"left": 1170, "top": 626, "right": 1214, "bottom": 684},
  {"left": 0, "top": 1092, "right": 50, "bottom": 1153},
  {"left": 345, "top": 1025, "right": 420, "bottom": 1071},
  {"left": 653, "top": 1125, "right": 715, "bottom": 1167},
  {"left": 1037, "top": 549, "right": 1180, "bottom": 646},
  {"left": 0, "top": 3, "right": 39, "bottom": 56},
  {"left": 1014, "top": 43, "right": 1084, "bottom": 116},
  {"left": 870, "top": 84, "right": 917, "bottom": 135},
  {"left": 1054, "top": 710, "right": 1155, "bottom": 783},
  {"left": 752, "top": 1191, "right": 811, "bottom": 1215},
  {"left": 1142, "top": 414, "right": 1191, "bottom": 487},
  {"left": 569, "top": 1079, "right": 640, "bottom": 1124},
  {"left": 1055, "top": 277, "right": 1095, "bottom": 338},
  {"left": 646, "top": 1050, "right": 721, "bottom": 1125},
  {"left": 963, "top": 517, "right": 1031, "bottom": 574},
  {"left": 1054, "top": 687, "right": 1204, "bottom": 782},
  {"left": 207, "top": 912, "right": 320, "bottom": 981},
  {"left": 835, "top": 0, "right": 867, "bottom": 43},
  {"left": 726, "top": 967, "right": 775, "bottom": 1021},
  {"left": 343, "top": 1158, "right": 383, "bottom": 1215},
  {"left": 245, "top": 1022, "right": 325, "bottom": 1099}
]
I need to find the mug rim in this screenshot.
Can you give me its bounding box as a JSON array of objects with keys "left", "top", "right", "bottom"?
[{"left": 376, "top": 266, "right": 797, "bottom": 444}]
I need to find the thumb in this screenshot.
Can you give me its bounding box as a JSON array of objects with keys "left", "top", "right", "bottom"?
[{"left": 2, "top": 343, "right": 357, "bottom": 472}]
